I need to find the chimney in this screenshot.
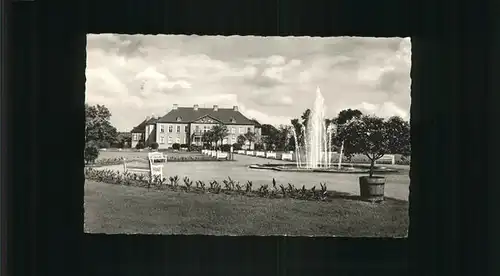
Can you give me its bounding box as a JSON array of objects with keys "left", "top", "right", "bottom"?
[
  {"left": 213, "top": 105, "right": 218, "bottom": 111},
  {"left": 172, "top": 104, "right": 178, "bottom": 110},
  {"left": 193, "top": 104, "right": 199, "bottom": 111},
  {"left": 233, "top": 105, "right": 238, "bottom": 111}
]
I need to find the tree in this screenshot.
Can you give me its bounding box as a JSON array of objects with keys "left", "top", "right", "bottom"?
[
  {"left": 261, "top": 124, "right": 280, "bottom": 150},
  {"left": 211, "top": 124, "right": 229, "bottom": 149},
  {"left": 301, "top": 109, "right": 311, "bottom": 130},
  {"left": 244, "top": 131, "right": 257, "bottom": 148},
  {"left": 332, "top": 109, "right": 364, "bottom": 163},
  {"left": 290, "top": 118, "right": 304, "bottom": 147},
  {"left": 202, "top": 131, "right": 215, "bottom": 149},
  {"left": 237, "top": 134, "right": 247, "bottom": 146},
  {"left": 336, "top": 109, "right": 363, "bottom": 125},
  {"left": 385, "top": 116, "right": 411, "bottom": 157},
  {"left": 84, "top": 141, "right": 99, "bottom": 164},
  {"left": 85, "top": 104, "right": 118, "bottom": 146},
  {"left": 343, "top": 115, "right": 406, "bottom": 177}
]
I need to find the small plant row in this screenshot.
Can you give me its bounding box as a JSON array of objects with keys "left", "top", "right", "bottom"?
[{"left": 84, "top": 167, "right": 332, "bottom": 202}]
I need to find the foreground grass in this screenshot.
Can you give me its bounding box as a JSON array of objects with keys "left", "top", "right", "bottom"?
[{"left": 85, "top": 180, "right": 408, "bottom": 237}]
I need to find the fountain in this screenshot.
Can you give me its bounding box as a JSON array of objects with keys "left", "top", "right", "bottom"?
[{"left": 249, "top": 87, "right": 399, "bottom": 174}]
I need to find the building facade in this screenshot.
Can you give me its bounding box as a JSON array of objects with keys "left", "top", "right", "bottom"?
[{"left": 130, "top": 104, "right": 261, "bottom": 150}]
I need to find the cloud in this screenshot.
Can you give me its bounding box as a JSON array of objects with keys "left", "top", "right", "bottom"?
[{"left": 86, "top": 34, "right": 411, "bottom": 131}]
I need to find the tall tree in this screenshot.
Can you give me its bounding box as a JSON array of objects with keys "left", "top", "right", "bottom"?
[
  {"left": 336, "top": 109, "right": 363, "bottom": 125},
  {"left": 290, "top": 118, "right": 304, "bottom": 147},
  {"left": 211, "top": 124, "right": 229, "bottom": 148},
  {"left": 261, "top": 124, "right": 280, "bottom": 150},
  {"left": 85, "top": 104, "right": 118, "bottom": 146}
]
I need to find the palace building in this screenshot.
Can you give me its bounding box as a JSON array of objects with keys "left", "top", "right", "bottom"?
[{"left": 131, "top": 104, "right": 261, "bottom": 149}]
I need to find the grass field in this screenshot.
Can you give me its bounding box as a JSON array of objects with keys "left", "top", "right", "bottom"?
[{"left": 85, "top": 180, "right": 408, "bottom": 236}]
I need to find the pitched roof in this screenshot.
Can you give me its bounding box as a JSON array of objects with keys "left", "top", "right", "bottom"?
[
  {"left": 130, "top": 117, "right": 158, "bottom": 133},
  {"left": 157, "top": 107, "right": 256, "bottom": 125},
  {"left": 250, "top": 119, "right": 262, "bottom": 127}
]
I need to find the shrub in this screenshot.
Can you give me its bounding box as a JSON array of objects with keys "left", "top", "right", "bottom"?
[
  {"left": 172, "top": 143, "right": 181, "bottom": 150},
  {"left": 180, "top": 144, "right": 188, "bottom": 148},
  {"left": 221, "top": 144, "right": 231, "bottom": 152},
  {"left": 97, "top": 141, "right": 111, "bottom": 149},
  {"left": 135, "top": 141, "right": 145, "bottom": 149},
  {"left": 84, "top": 143, "right": 99, "bottom": 164},
  {"left": 150, "top": 142, "right": 159, "bottom": 150},
  {"left": 232, "top": 143, "right": 242, "bottom": 150},
  {"left": 254, "top": 143, "right": 265, "bottom": 151},
  {"left": 189, "top": 144, "right": 201, "bottom": 152}
]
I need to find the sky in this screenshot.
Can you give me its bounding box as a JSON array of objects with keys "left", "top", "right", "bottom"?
[{"left": 86, "top": 34, "right": 411, "bottom": 132}]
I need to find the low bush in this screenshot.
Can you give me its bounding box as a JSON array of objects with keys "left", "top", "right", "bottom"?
[
  {"left": 232, "top": 143, "right": 242, "bottom": 150},
  {"left": 97, "top": 141, "right": 111, "bottom": 149},
  {"left": 85, "top": 168, "right": 345, "bottom": 202},
  {"left": 135, "top": 141, "right": 145, "bottom": 150},
  {"left": 220, "top": 144, "right": 231, "bottom": 152},
  {"left": 172, "top": 143, "right": 181, "bottom": 150},
  {"left": 189, "top": 144, "right": 202, "bottom": 152},
  {"left": 254, "top": 143, "right": 265, "bottom": 151},
  {"left": 150, "top": 142, "right": 159, "bottom": 150}
]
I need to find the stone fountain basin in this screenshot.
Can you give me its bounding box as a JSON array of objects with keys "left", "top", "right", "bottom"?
[{"left": 248, "top": 163, "right": 399, "bottom": 174}]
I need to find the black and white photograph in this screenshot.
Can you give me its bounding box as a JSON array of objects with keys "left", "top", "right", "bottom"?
[{"left": 84, "top": 34, "right": 411, "bottom": 237}]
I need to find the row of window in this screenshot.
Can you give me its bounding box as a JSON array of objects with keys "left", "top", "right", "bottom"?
[
  {"left": 157, "top": 125, "right": 253, "bottom": 134},
  {"left": 193, "top": 126, "right": 252, "bottom": 134},
  {"left": 159, "top": 125, "right": 189, "bottom": 133},
  {"left": 158, "top": 136, "right": 186, "bottom": 144},
  {"left": 132, "top": 133, "right": 143, "bottom": 141}
]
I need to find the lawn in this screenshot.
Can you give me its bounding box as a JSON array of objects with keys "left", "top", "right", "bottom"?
[{"left": 84, "top": 180, "right": 408, "bottom": 237}]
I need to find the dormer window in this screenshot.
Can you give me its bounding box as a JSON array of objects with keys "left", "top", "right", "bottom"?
[
  {"left": 176, "top": 116, "right": 182, "bottom": 122},
  {"left": 229, "top": 117, "right": 236, "bottom": 123}
]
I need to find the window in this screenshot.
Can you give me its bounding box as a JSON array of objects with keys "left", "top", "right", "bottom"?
[
  {"left": 160, "top": 125, "right": 165, "bottom": 133},
  {"left": 231, "top": 137, "right": 236, "bottom": 143},
  {"left": 176, "top": 126, "right": 180, "bottom": 133},
  {"left": 239, "top": 127, "right": 244, "bottom": 133},
  {"left": 195, "top": 125, "right": 200, "bottom": 132},
  {"left": 168, "top": 136, "right": 172, "bottom": 144},
  {"left": 159, "top": 136, "right": 165, "bottom": 144},
  {"left": 185, "top": 126, "right": 189, "bottom": 132},
  {"left": 231, "top": 127, "right": 235, "bottom": 134},
  {"left": 204, "top": 126, "right": 209, "bottom": 132},
  {"left": 176, "top": 116, "right": 182, "bottom": 122},
  {"left": 223, "top": 138, "right": 228, "bottom": 144},
  {"left": 168, "top": 125, "right": 173, "bottom": 133},
  {"left": 176, "top": 137, "right": 180, "bottom": 143},
  {"left": 247, "top": 127, "right": 251, "bottom": 133},
  {"left": 230, "top": 118, "right": 236, "bottom": 123}
]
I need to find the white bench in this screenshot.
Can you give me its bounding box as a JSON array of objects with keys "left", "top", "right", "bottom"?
[
  {"left": 256, "top": 151, "right": 266, "bottom": 157},
  {"left": 281, "top": 153, "right": 293, "bottom": 161},
  {"left": 122, "top": 152, "right": 167, "bottom": 182},
  {"left": 246, "top": 151, "right": 254, "bottom": 155},
  {"left": 266, "top": 152, "right": 277, "bottom": 159},
  {"left": 237, "top": 150, "right": 245, "bottom": 154}
]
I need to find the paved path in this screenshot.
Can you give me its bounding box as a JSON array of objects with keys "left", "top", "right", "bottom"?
[{"left": 95, "top": 153, "right": 410, "bottom": 201}]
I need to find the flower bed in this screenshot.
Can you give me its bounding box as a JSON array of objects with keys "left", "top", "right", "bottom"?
[{"left": 84, "top": 167, "right": 350, "bottom": 202}]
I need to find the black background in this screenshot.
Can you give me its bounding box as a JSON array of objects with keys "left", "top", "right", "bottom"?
[{"left": 4, "top": 0, "right": 498, "bottom": 275}]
